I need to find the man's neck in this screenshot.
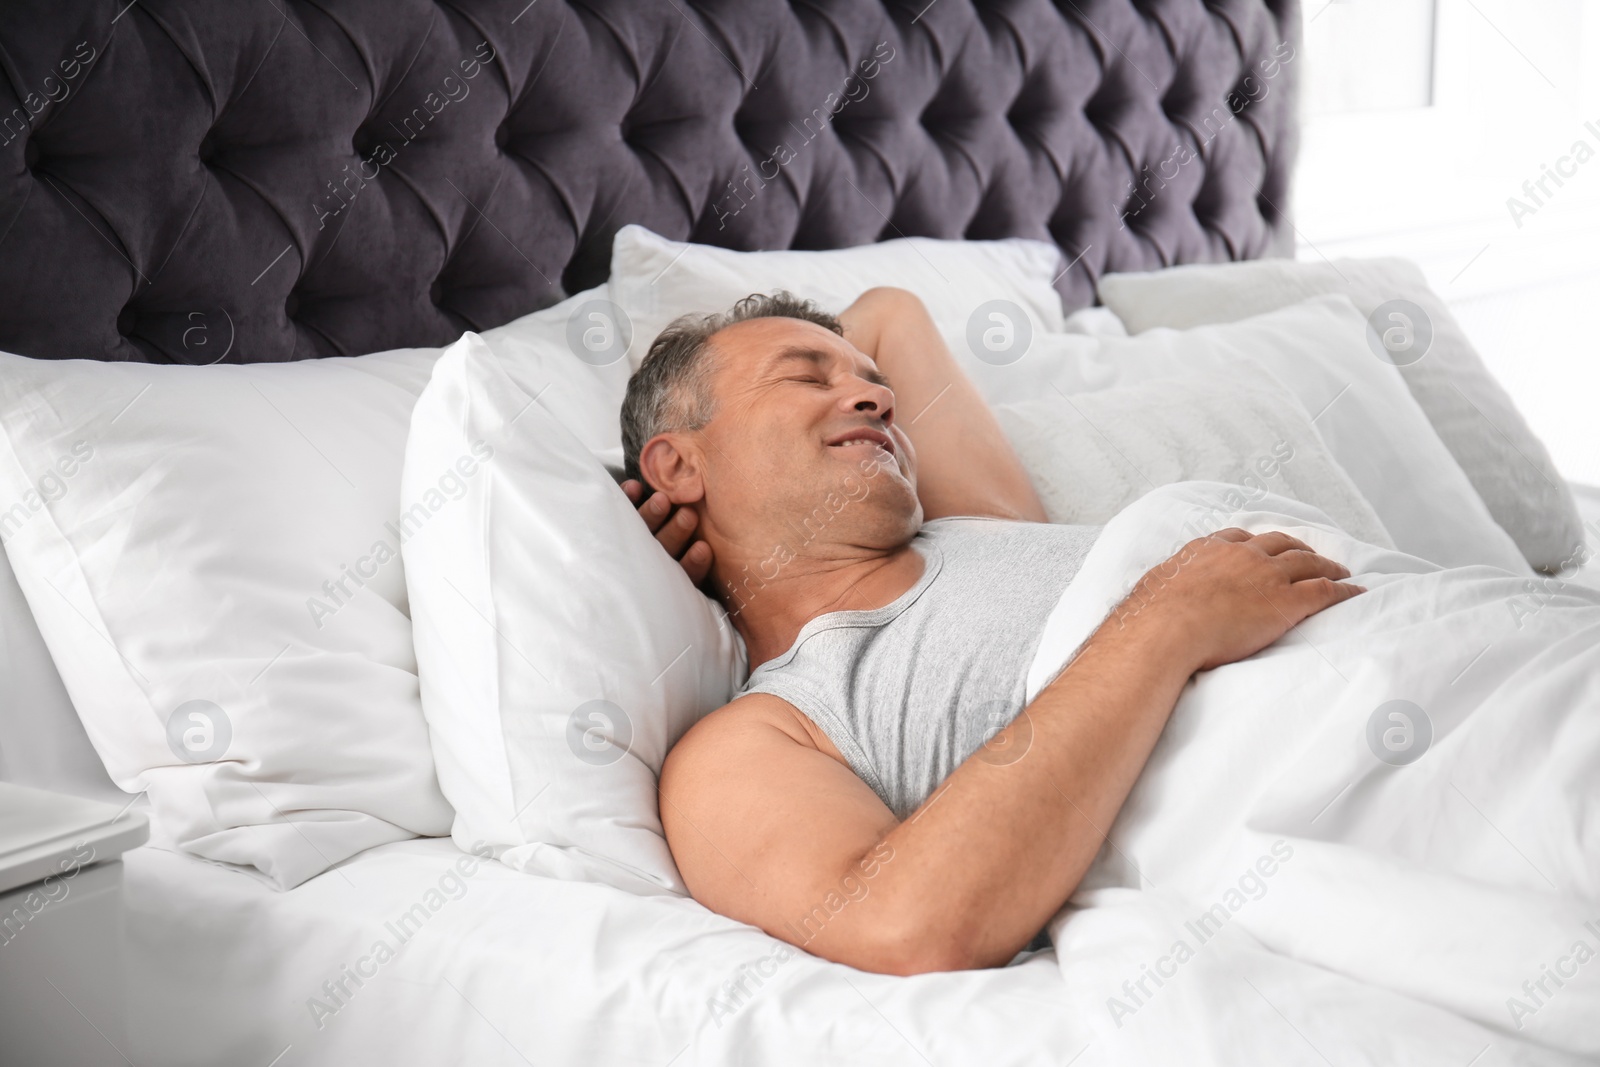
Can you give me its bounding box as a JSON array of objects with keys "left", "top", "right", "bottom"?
[{"left": 716, "top": 538, "right": 925, "bottom": 670}]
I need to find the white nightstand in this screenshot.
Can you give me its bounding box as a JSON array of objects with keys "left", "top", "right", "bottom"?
[{"left": 0, "top": 781, "right": 150, "bottom": 1067}]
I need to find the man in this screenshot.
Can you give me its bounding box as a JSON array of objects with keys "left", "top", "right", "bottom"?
[{"left": 618, "top": 287, "right": 1365, "bottom": 976}]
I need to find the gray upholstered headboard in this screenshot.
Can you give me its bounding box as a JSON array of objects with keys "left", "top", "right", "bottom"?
[{"left": 0, "top": 0, "right": 1299, "bottom": 365}]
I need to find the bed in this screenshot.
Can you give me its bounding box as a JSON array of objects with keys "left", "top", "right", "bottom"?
[{"left": 3, "top": 2, "right": 1597, "bottom": 1065}]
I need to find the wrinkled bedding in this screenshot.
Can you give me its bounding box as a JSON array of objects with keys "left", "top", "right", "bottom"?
[{"left": 1027, "top": 481, "right": 1600, "bottom": 1065}]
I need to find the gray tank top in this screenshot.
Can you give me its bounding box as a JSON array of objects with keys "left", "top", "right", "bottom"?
[{"left": 738, "top": 516, "right": 1101, "bottom": 820}]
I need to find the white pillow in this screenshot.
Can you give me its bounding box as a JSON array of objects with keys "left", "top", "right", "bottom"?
[
  {"left": 608, "top": 224, "right": 1068, "bottom": 388},
  {"left": 0, "top": 286, "right": 629, "bottom": 888},
  {"left": 995, "top": 376, "right": 1394, "bottom": 549},
  {"left": 1098, "top": 258, "right": 1583, "bottom": 572},
  {"left": 478, "top": 286, "right": 636, "bottom": 457},
  {"left": 401, "top": 333, "right": 745, "bottom": 896},
  {"left": 0, "top": 542, "right": 121, "bottom": 803},
  {"left": 0, "top": 347, "right": 449, "bottom": 889},
  {"left": 1011, "top": 296, "right": 1528, "bottom": 574}
]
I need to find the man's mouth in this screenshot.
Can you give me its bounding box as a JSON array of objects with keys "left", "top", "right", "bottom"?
[{"left": 824, "top": 427, "right": 895, "bottom": 456}]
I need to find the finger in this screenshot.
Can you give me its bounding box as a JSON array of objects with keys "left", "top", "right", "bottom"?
[
  {"left": 1250, "top": 531, "right": 1315, "bottom": 557},
  {"left": 639, "top": 491, "right": 673, "bottom": 534},
  {"left": 1274, "top": 549, "right": 1352, "bottom": 583},
  {"left": 655, "top": 505, "right": 698, "bottom": 558},
  {"left": 1289, "top": 576, "right": 1366, "bottom": 618},
  {"left": 622, "top": 479, "right": 643, "bottom": 504},
  {"left": 681, "top": 540, "right": 713, "bottom": 586},
  {"left": 1207, "top": 527, "right": 1253, "bottom": 543}
]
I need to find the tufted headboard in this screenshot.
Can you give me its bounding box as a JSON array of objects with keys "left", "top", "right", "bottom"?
[{"left": 0, "top": 0, "right": 1299, "bottom": 364}]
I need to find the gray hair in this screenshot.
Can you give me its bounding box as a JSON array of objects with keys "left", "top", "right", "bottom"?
[{"left": 620, "top": 290, "right": 843, "bottom": 487}]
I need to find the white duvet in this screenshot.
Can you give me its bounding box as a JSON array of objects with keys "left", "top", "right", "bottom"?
[{"left": 1026, "top": 481, "right": 1600, "bottom": 1066}]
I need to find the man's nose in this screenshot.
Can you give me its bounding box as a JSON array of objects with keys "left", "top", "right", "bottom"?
[{"left": 849, "top": 382, "right": 894, "bottom": 425}]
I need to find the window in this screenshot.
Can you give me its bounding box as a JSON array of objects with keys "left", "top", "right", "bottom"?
[
  {"left": 1303, "top": 0, "right": 1438, "bottom": 116},
  {"left": 1292, "top": 0, "right": 1600, "bottom": 484}
]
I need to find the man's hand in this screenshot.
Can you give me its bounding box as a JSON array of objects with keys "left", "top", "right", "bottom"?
[
  {"left": 1113, "top": 528, "right": 1366, "bottom": 672},
  {"left": 621, "top": 478, "right": 714, "bottom": 586}
]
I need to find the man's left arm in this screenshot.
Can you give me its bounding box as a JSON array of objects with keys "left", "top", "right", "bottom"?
[{"left": 839, "top": 287, "right": 1047, "bottom": 523}]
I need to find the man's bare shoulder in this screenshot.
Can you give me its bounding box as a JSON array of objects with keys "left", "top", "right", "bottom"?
[{"left": 664, "top": 692, "right": 839, "bottom": 782}]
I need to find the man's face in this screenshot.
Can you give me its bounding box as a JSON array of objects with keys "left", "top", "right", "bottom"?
[{"left": 691, "top": 316, "right": 921, "bottom": 550}]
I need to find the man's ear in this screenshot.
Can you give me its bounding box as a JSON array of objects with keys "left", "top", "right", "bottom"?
[{"left": 637, "top": 434, "right": 706, "bottom": 506}]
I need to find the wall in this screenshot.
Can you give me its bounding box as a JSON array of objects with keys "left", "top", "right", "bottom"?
[{"left": 1293, "top": 0, "right": 1600, "bottom": 484}]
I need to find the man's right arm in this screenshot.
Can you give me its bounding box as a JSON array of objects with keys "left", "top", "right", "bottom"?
[{"left": 659, "top": 528, "right": 1365, "bottom": 975}]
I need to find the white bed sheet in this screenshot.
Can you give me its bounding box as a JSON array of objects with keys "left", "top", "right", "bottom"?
[{"left": 120, "top": 839, "right": 1080, "bottom": 1067}]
